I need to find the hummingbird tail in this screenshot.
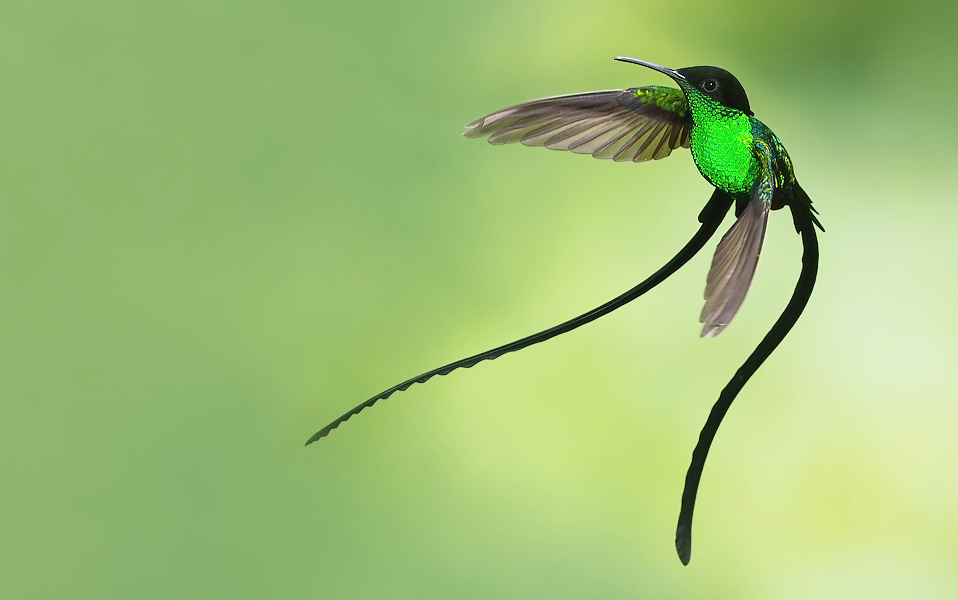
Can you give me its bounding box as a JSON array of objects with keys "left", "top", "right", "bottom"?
[
  {"left": 790, "top": 185, "right": 824, "bottom": 233},
  {"left": 305, "top": 190, "right": 735, "bottom": 446},
  {"left": 675, "top": 201, "right": 819, "bottom": 564}
]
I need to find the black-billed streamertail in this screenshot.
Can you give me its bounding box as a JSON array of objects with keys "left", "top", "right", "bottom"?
[{"left": 307, "top": 57, "right": 823, "bottom": 565}]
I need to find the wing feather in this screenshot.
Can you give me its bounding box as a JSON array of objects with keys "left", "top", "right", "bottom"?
[
  {"left": 699, "top": 145, "right": 776, "bottom": 337},
  {"left": 465, "top": 86, "right": 689, "bottom": 163}
]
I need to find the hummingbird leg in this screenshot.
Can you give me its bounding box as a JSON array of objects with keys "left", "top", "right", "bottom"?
[
  {"left": 305, "top": 190, "right": 734, "bottom": 446},
  {"left": 675, "top": 199, "right": 819, "bottom": 565}
]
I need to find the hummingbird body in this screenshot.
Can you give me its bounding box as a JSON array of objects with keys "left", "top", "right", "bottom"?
[
  {"left": 307, "top": 58, "right": 822, "bottom": 566},
  {"left": 675, "top": 73, "right": 794, "bottom": 202},
  {"left": 689, "top": 109, "right": 757, "bottom": 195}
]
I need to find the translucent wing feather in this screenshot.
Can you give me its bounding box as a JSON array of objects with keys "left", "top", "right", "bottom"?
[
  {"left": 464, "top": 86, "right": 690, "bottom": 163},
  {"left": 699, "top": 143, "right": 775, "bottom": 337}
]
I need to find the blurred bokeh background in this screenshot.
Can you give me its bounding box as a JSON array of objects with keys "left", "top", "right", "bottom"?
[{"left": 3, "top": 0, "right": 957, "bottom": 597}]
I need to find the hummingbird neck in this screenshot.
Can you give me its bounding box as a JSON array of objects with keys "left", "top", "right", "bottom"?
[{"left": 678, "top": 82, "right": 746, "bottom": 125}]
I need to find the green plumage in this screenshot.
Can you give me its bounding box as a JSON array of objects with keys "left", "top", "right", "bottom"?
[
  {"left": 632, "top": 85, "right": 688, "bottom": 116},
  {"left": 682, "top": 87, "right": 760, "bottom": 195}
]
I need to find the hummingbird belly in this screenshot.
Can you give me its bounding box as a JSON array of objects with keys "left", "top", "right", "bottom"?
[{"left": 689, "top": 116, "right": 758, "bottom": 196}]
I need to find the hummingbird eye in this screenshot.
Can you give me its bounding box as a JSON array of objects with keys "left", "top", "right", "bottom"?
[{"left": 702, "top": 79, "right": 719, "bottom": 93}]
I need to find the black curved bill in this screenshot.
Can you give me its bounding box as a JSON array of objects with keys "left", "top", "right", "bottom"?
[{"left": 613, "top": 57, "right": 686, "bottom": 82}]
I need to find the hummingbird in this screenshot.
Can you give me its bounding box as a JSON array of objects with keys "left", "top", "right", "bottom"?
[{"left": 307, "top": 58, "right": 822, "bottom": 565}]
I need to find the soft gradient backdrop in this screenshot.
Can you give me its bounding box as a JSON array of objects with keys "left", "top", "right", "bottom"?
[{"left": 3, "top": 0, "right": 957, "bottom": 598}]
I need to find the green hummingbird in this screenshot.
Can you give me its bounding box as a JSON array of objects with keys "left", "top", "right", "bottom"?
[{"left": 307, "top": 57, "right": 822, "bottom": 565}]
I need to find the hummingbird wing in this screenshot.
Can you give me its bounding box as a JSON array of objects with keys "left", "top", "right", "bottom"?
[
  {"left": 699, "top": 146, "right": 775, "bottom": 337},
  {"left": 463, "top": 86, "right": 689, "bottom": 162}
]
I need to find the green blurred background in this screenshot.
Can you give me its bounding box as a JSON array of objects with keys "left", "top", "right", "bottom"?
[{"left": 3, "top": 0, "right": 958, "bottom": 597}]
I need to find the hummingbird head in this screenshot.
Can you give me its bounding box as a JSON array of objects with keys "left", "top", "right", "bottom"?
[
  {"left": 614, "top": 58, "right": 754, "bottom": 116},
  {"left": 674, "top": 65, "right": 753, "bottom": 116}
]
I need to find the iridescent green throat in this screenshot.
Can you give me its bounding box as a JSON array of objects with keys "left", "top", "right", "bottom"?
[{"left": 682, "top": 85, "right": 758, "bottom": 196}]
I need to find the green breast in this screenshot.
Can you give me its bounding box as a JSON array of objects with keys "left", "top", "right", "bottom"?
[{"left": 688, "top": 106, "right": 758, "bottom": 196}]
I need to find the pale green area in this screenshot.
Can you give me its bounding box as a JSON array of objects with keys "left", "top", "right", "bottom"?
[{"left": 2, "top": 0, "right": 958, "bottom": 598}]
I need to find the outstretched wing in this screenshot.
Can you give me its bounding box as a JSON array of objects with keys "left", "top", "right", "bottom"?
[
  {"left": 464, "top": 86, "right": 690, "bottom": 163},
  {"left": 699, "top": 141, "right": 776, "bottom": 337}
]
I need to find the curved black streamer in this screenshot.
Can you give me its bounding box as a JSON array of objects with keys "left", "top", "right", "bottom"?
[
  {"left": 305, "top": 190, "right": 734, "bottom": 446},
  {"left": 675, "top": 198, "right": 819, "bottom": 565}
]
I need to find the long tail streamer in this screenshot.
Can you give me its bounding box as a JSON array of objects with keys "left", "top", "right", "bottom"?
[
  {"left": 306, "top": 191, "right": 733, "bottom": 446},
  {"left": 675, "top": 201, "right": 819, "bottom": 565}
]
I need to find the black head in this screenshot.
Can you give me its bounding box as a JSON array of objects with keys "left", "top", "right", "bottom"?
[
  {"left": 674, "top": 65, "right": 752, "bottom": 116},
  {"left": 614, "top": 58, "right": 753, "bottom": 116}
]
